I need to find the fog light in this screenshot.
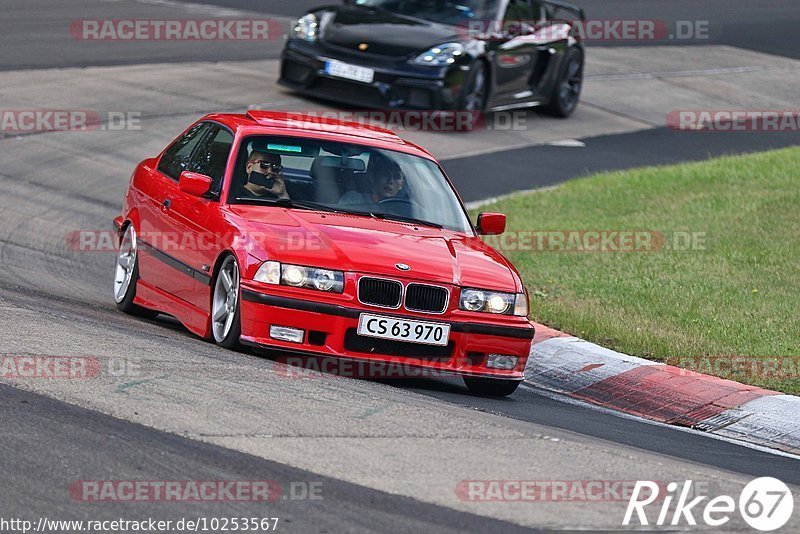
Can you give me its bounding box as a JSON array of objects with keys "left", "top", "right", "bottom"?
[
  {"left": 269, "top": 325, "right": 305, "bottom": 344},
  {"left": 486, "top": 354, "right": 518, "bottom": 370}
]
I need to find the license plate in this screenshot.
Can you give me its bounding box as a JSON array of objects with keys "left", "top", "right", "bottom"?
[
  {"left": 325, "top": 60, "right": 375, "bottom": 84},
  {"left": 357, "top": 314, "right": 450, "bottom": 347}
]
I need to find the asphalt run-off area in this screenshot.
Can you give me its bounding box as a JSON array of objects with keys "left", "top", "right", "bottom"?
[{"left": 1, "top": 1, "right": 798, "bottom": 532}]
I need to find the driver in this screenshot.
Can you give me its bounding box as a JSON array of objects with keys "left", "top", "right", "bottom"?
[
  {"left": 339, "top": 157, "right": 405, "bottom": 205},
  {"left": 241, "top": 151, "right": 290, "bottom": 200}
]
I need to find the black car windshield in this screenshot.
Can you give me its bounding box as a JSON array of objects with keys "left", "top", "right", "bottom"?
[
  {"left": 354, "top": 0, "right": 501, "bottom": 26},
  {"left": 230, "top": 136, "right": 473, "bottom": 234}
]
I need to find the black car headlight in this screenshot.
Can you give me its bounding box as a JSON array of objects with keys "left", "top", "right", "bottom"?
[
  {"left": 254, "top": 261, "right": 344, "bottom": 293},
  {"left": 292, "top": 13, "right": 319, "bottom": 42},
  {"left": 411, "top": 42, "right": 465, "bottom": 66},
  {"left": 460, "top": 288, "right": 528, "bottom": 316}
]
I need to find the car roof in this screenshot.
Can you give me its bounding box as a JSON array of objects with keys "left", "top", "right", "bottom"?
[{"left": 202, "top": 111, "right": 436, "bottom": 160}]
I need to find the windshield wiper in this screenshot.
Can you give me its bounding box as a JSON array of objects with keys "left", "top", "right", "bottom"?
[
  {"left": 239, "top": 197, "right": 342, "bottom": 213},
  {"left": 362, "top": 211, "right": 443, "bottom": 229},
  {"left": 280, "top": 199, "right": 344, "bottom": 213}
]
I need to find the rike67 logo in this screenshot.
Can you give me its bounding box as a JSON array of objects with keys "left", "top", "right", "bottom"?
[{"left": 624, "top": 478, "right": 794, "bottom": 531}]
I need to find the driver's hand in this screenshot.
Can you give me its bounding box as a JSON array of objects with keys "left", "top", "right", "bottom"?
[
  {"left": 245, "top": 183, "right": 271, "bottom": 197},
  {"left": 267, "top": 171, "right": 289, "bottom": 199}
]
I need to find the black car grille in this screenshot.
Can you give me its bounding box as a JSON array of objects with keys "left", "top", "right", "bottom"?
[
  {"left": 405, "top": 284, "right": 448, "bottom": 314},
  {"left": 358, "top": 277, "right": 402, "bottom": 308},
  {"left": 312, "top": 78, "right": 386, "bottom": 108},
  {"left": 344, "top": 329, "right": 453, "bottom": 360}
]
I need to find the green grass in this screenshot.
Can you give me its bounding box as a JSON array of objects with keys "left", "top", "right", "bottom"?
[{"left": 476, "top": 147, "right": 800, "bottom": 394}]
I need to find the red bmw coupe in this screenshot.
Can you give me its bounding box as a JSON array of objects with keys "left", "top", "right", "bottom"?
[{"left": 113, "top": 111, "right": 534, "bottom": 396}]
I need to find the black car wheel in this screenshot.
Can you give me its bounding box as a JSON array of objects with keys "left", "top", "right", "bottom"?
[
  {"left": 458, "top": 62, "right": 488, "bottom": 112},
  {"left": 464, "top": 377, "right": 521, "bottom": 397},
  {"left": 544, "top": 47, "right": 584, "bottom": 118}
]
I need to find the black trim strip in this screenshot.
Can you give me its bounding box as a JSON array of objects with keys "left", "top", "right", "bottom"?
[
  {"left": 239, "top": 339, "right": 525, "bottom": 381},
  {"left": 137, "top": 239, "right": 212, "bottom": 286},
  {"left": 241, "top": 290, "right": 535, "bottom": 340}
]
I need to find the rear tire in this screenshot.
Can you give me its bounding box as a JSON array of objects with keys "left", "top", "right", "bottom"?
[
  {"left": 114, "top": 224, "right": 158, "bottom": 319},
  {"left": 464, "top": 377, "right": 521, "bottom": 397},
  {"left": 543, "top": 46, "right": 583, "bottom": 118}
]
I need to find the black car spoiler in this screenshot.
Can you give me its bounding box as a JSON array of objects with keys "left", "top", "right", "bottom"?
[{"left": 542, "top": 0, "right": 586, "bottom": 21}]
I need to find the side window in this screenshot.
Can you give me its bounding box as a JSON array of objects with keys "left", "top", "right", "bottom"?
[
  {"left": 504, "top": 0, "right": 536, "bottom": 24},
  {"left": 157, "top": 123, "right": 211, "bottom": 180},
  {"left": 187, "top": 125, "right": 234, "bottom": 192}
]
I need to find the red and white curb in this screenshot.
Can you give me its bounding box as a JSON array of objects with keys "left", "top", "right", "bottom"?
[{"left": 525, "top": 326, "right": 800, "bottom": 455}]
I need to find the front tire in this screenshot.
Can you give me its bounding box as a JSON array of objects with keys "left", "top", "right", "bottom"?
[
  {"left": 211, "top": 255, "right": 243, "bottom": 350},
  {"left": 457, "top": 61, "right": 489, "bottom": 112},
  {"left": 543, "top": 46, "right": 583, "bottom": 118},
  {"left": 464, "top": 377, "right": 521, "bottom": 397},
  {"left": 114, "top": 224, "right": 158, "bottom": 318}
]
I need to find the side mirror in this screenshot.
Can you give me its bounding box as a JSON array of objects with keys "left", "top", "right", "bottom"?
[
  {"left": 179, "top": 171, "right": 212, "bottom": 197},
  {"left": 477, "top": 212, "right": 506, "bottom": 235}
]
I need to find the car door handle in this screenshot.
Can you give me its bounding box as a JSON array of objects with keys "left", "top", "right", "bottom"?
[{"left": 162, "top": 199, "right": 172, "bottom": 210}]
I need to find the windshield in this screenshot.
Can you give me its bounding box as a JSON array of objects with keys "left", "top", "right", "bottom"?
[
  {"left": 230, "top": 136, "right": 473, "bottom": 234},
  {"left": 353, "top": 0, "right": 501, "bottom": 26}
]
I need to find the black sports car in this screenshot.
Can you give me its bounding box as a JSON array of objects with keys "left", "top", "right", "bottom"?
[{"left": 279, "top": 0, "right": 586, "bottom": 116}]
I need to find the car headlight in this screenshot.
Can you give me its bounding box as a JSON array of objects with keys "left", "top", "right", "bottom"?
[
  {"left": 460, "top": 288, "right": 527, "bottom": 316},
  {"left": 254, "top": 261, "right": 280, "bottom": 285},
  {"left": 292, "top": 13, "right": 319, "bottom": 42},
  {"left": 411, "top": 42, "right": 465, "bottom": 66},
  {"left": 254, "top": 261, "right": 344, "bottom": 293}
]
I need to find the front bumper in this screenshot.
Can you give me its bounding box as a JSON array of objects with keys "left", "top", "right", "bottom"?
[
  {"left": 279, "top": 42, "right": 468, "bottom": 111},
  {"left": 240, "top": 287, "right": 534, "bottom": 381}
]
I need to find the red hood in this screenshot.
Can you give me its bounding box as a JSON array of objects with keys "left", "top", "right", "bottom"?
[{"left": 228, "top": 207, "right": 520, "bottom": 291}]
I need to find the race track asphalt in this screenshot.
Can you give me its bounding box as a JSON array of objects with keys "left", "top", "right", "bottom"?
[
  {"left": 1, "top": 1, "right": 799, "bottom": 531},
  {"left": 444, "top": 126, "right": 800, "bottom": 202},
  {"left": 0, "top": 382, "right": 534, "bottom": 533}
]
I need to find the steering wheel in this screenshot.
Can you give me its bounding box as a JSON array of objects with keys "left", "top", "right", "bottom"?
[
  {"left": 377, "top": 196, "right": 421, "bottom": 217},
  {"left": 378, "top": 197, "right": 421, "bottom": 208}
]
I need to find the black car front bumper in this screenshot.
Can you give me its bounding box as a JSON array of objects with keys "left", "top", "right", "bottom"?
[{"left": 279, "top": 41, "right": 468, "bottom": 111}]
